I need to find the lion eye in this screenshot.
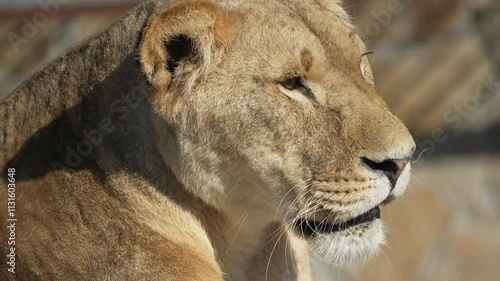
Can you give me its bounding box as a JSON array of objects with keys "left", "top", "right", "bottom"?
[
  {"left": 281, "top": 77, "right": 300, "bottom": 90},
  {"left": 281, "top": 77, "right": 315, "bottom": 100}
]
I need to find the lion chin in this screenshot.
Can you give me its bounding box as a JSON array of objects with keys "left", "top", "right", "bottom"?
[
  {"left": 308, "top": 220, "right": 385, "bottom": 266},
  {"left": 294, "top": 207, "right": 385, "bottom": 266}
]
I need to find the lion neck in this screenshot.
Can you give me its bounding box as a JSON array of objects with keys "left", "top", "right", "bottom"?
[
  {"left": 199, "top": 188, "right": 279, "bottom": 278},
  {"left": 151, "top": 122, "right": 282, "bottom": 270}
]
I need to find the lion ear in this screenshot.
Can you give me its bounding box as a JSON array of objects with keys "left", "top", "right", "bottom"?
[{"left": 139, "top": 0, "right": 227, "bottom": 91}]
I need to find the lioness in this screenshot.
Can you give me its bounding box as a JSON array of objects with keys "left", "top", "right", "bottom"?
[{"left": 0, "top": 0, "right": 415, "bottom": 280}]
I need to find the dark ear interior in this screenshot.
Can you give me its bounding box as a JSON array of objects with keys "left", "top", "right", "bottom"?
[
  {"left": 165, "top": 34, "right": 195, "bottom": 76},
  {"left": 139, "top": 0, "right": 226, "bottom": 90}
]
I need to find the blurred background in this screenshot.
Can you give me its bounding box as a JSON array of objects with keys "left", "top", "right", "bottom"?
[{"left": 0, "top": 0, "right": 499, "bottom": 280}]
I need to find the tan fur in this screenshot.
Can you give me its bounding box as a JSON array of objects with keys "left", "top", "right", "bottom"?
[{"left": 0, "top": 0, "right": 415, "bottom": 280}]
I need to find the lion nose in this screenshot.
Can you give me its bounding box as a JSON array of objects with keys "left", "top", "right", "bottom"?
[{"left": 361, "top": 157, "right": 410, "bottom": 189}]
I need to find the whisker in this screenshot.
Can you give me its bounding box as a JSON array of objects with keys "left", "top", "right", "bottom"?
[
  {"left": 220, "top": 210, "right": 248, "bottom": 237},
  {"left": 411, "top": 148, "right": 430, "bottom": 164},
  {"left": 411, "top": 170, "right": 426, "bottom": 185},
  {"left": 284, "top": 234, "right": 294, "bottom": 280},
  {"left": 265, "top": 226, "right": 288, "bottom": 281},
  {"left": 225, "top": 211, "right": 249, "bottom": 254},
  {"left": 265, "top": 189, "right": 311, "bottom": 243},
  {"left": 273, "top": 181, "right": 304, "bottom": 222}
]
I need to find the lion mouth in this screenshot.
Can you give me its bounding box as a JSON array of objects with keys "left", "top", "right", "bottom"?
[{"left": 295, "top": 206, "right": 381, "bottom": 236}]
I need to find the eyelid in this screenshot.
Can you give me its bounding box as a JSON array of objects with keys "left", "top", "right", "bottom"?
[{"left": 280, "top": 77, "right": 317, "bottom": 102}]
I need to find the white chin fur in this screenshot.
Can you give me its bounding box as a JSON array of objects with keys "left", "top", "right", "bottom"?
[{"left": 307, "top": 220, "right": 385, "bottom": 266}]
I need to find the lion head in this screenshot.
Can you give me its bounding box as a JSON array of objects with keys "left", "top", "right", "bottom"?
[{"left": 139, "top": 0, "right": 415, "bottom": 266}]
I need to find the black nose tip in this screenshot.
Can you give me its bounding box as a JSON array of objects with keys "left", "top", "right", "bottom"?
[{"left": 362, "top": 157, "right": 409, "bottom": 187}]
